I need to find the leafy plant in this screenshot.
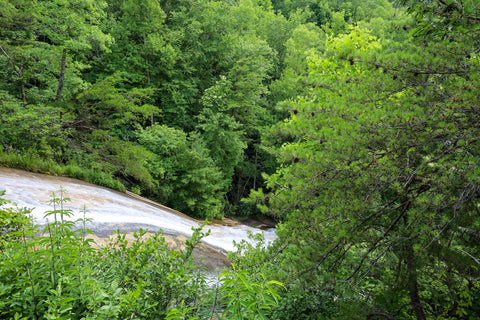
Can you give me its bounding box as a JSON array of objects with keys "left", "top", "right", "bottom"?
[
  {"left": 0, "top": 189, "right": 215, "bottom": 319},
  {"left": 218, "top": 264, "right": 285, "bottom": 320},
  {"left": 0, "top": 190, "right": 32, "bottom": 249}
]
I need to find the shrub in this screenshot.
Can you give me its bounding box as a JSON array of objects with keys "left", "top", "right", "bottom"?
[{"left": 0, "top": 189, "right": 209, "bottom": 319}]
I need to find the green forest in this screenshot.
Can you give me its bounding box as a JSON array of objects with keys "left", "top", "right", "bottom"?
[{"left": 1, "top": 0, "right": 480, "bottom": 318}]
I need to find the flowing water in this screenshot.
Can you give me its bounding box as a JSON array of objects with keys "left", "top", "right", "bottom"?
[{"left": 0, "top": 167, "right": 276, "bottom": 255}]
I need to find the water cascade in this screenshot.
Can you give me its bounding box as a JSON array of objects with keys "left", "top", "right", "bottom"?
[{"left": 0, "top": 167, "right": 276, "bottom": 254}]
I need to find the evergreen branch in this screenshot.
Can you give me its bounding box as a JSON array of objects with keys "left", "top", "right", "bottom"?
[
  {"left": 0, "top": 44, "right": 20, "bottom": 75},
  {"left": 370, "top": 61, "right": 477, "bottom": 76},
  {"left": 456, "top": 248, "right": 480, "bottom": 266}
]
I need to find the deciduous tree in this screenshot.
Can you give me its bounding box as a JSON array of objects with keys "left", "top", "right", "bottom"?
[{"left": 137, "top": 124, "right": 224, "bottom": 219}]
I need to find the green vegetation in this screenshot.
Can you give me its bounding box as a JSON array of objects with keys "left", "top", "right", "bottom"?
[
  {"left": 2, "top": 0, "right": 480, "bottom": 318},
  {"left": 0, "top": 0, "right": 402, "bottom": 219},
  {"left": 0, "top": 191, "right": 284, "bottom": 319},
  {"left": 245, "top": 1, "right": 480, "bottom": 319}
]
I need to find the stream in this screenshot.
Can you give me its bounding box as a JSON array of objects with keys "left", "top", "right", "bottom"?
[{"left": 0, "top": 167, "right": 276, "bottom": 271}]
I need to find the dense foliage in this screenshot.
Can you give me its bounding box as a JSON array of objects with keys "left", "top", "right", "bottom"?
[
  {"left": 244, "top": 1, "right": 480, "bottom": 319},
  {"left": 0, "top": 0, "right": 401, "bottom": 219},
  {"left": 2, "top": 0, "right": 480, "bottom": 318}
]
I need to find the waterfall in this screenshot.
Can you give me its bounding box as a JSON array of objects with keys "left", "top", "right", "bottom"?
[{"left": 0, "top": 167, "right": 276, "bottom": 253}]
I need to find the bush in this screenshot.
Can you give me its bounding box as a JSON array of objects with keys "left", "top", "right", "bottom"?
[{"left": 0, "top": 190, "right": 208, "bottom": 319}]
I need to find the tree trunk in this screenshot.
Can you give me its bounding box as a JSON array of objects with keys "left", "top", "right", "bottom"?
[
  {"left": 19, "top": 63, "right": 26, "bottom": 104},
  {"left": 405, "top": 242, "right": 426, "bottom": 320},
  {"left": 146, "top": 54, "right": 151, "bottom": 84},
  {"left": 56, "top": 48, "right": 67, "bottom": 102},
  {"left": 0, "top": 45, "right": 27, "bottom": 103},
  {"left": 144, "top": 36, "right": 150, "bottom": 85}
]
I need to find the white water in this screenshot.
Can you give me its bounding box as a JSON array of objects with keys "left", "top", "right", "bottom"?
[{"left": 0, "top": 168, "right": 276, "bottom": 252}]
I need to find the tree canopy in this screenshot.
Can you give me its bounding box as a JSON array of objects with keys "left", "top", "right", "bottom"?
[
  {"left": 1, "top": 0, "right": 480, "bottom": 318},
  {"left": 243, "top": 3, "right": 480, "bottom": 318}
]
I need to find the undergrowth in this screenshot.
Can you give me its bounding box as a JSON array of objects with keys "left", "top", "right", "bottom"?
[{"left": 0, "top": 189, "right": 284, "bottom": 319}]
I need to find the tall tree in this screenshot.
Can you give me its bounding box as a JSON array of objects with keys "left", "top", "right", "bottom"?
[
  {"left": 0, "top": 0, "right": 38, "bottom": 103},
  {"left": 60, "top": 73, "right": 158, "bottom": 184},
  {"left": 100, "top": 0, "right": 171, "bottom": 85},
  {"left": 195, "top": 106, "right": 247, "bottom": 192},
  {"left": 251, "top": 25, "right": 480, "bottom": 319},
  {"left": 35, "top": 0, "right": 113, "bottom": 101},
  {"left": 269, "top": 22, "right": 325, "bottom": 103},
  {"left": 137, "top": 124, "right": 224, "bottom": 219}
]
